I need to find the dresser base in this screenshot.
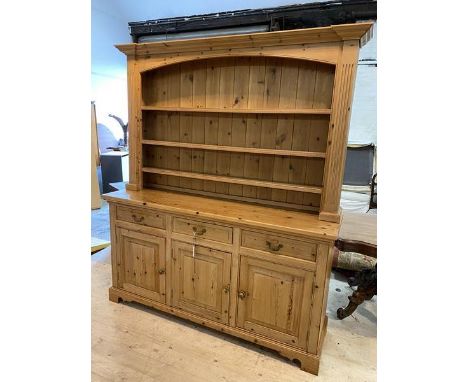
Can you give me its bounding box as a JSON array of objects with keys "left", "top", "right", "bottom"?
[{"left": 109, "top": 286, "right": 325, "bottom": 375}]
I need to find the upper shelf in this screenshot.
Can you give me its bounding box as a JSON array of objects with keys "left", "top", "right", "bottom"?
[{"left": 141, "top": 106, "right": 332, "bottom": 115}]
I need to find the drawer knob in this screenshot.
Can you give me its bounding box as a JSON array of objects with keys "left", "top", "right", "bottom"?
[
  {"left": 132, "top": 214, "right": 145, "bottom": 223},
  {"left": 223, "top": 285, "right": 230, "bottom": 293},
  {"left": 158, "top": 268, "right": 166, "bottom": 275},
  {"left": 192, "top": 226, "right": 207, "bottom": 236},
  {"left": 266, "top": 240, "right": 283, "bottom": 252},
  {"left": 238, "top": 290, "right": 249, "bottom": 300}
]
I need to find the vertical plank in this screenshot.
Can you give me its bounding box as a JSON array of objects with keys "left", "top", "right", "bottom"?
[
  {"left": 179, "top": 62, "right": 194, "bottom": 108},
  {"left": 257, "top": 115, "right": 277, "bottom": 200},
  {"left": 166, "top": 112, "right": 180, "bottom": 187},
  {"left": 278, "top": 61, "right": 299, "bottom": 109},
  {"left": 256, "top": 57, "right": 282, "bottom": 200},
  {"left": 126, "top": 55, "right": 142, "bottom": 190},
  {"left": 232, "top": 57, "right": 250, "bottom": 109},
  {"left": 229, "top": 57, "right": 250, "bottom": 196},
  {"left": 287, "top": 117, "right": 310, "bottom": 204},
  {"left": 203, "top": 113, "right": 219, "bottom": 192},
  {"left": 247, "top": 57, "right": 266, "bottom": 109},
  {"left": 228, "top": 227, "right": 241, "bottom": 326},
  {"left": 302, "top": 116, "right": 329, "bottom": 207},
  {"left": 263, "top": 58, "right": 282, "bottom": 109},
  {"left": 320, "top": 42, "right": 359, "bottom": 222},
  {"left": 216, "top": 114, "right": 232, "bottom": 194},
  {"left": 166, "top": 64, "right": 181, "bottom": 107},
  {"left": 179, "top": 113, "right": 193, "bottom": 189},
  {"left": 307, "top": 244, "right": 332, "bottom": 354},
  {"left": 271, "top": 115, "right": 294, "bottom": 202},
  {"left": 191, "top": 114, "right": 205, "bottom": 190},
  {"left": 271, "top": 62, "right": 299, "bottom": 201},
  {"left": 155, "top": 69, "right": 169, "bottom": 107},
  {"left": 296, "top": 61, "right": 317, "bottom": 109},
  {"left": 179, "top": 62, "right": 195, "bottom": 190},
  {"left": 190, "top": 60, "right": 208, "bottom": 190},
  {"left": 307, "top": 115, "right": 329, "bottom": 153},
  {"left": 229, "top": 115, "right": 247, "bottom": 196},
  {"left": 158, "top": 63, "right": 182, "bottom": 187},
  {"left": 192, "top": 60, "right": 207, "bottom": 108},
  {"left": 243, "top": 114, "right": 261, "bottom": 197},
  {"left": 154, "top": 112, "right": 168, "bottom": 185},
  {"left": 205, "top": 59, "right": 221, "bottom": 108},
  {"left": 242, "top": 58, "right": 265, "bottom": 197},
  {"left": 215, "top": 59, "right": 235, "bottom": 194},
  {"left": 312, "top": 63, "right": 335, "bottom": 109},
  {"left": 219, "top": 58, "right": 235, "bottom": 109},
  {"left": 204, "top": 60, "right": 221, "bottom": 192}
]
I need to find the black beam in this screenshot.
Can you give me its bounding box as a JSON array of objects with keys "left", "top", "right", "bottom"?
[{"left": 128, "top": 1, "right": 377, "bottom": 42}]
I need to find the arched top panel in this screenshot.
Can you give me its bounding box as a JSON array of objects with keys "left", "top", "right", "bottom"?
[{"left": 141, "top": 56, "right": 335, "bottom": 111}]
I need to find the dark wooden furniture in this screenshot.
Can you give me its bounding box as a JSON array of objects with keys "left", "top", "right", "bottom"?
[
  {"left": 368, "top": 173, "right": 377, "bottom": 211},
  {"left": 335, "top": 212, "right": 376, "bottom": 320}
]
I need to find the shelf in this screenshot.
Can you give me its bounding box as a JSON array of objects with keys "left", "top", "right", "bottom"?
[
  {"left": 142, "top": 140, "right": 327, "bottom": 159},
  {"left": 141, "top": 106, "right": 332, "bottom": 115},
  {"left": 142, "top": 167, "right": 323, "bottom": 194}
]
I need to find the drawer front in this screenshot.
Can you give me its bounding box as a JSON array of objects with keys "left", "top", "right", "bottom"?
[
  {"left": 241, "top": 230, "right": 317, "bottom": 261},
  {"left": 172, "top": 217, "right": 233, "bottom": 244},
  {"left": 116, "top": 205, "right": 166, "bottom": 229}
]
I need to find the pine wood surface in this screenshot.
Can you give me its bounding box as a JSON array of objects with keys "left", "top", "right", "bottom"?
[
  {"left": 103, "top": 189, "right": 339, "bottom": 240},
  {"left": 116, "top": 23, "right": 373, "bottom": 57},
  {"left": 105, "top": 23, "right": 374, "bottom": 377},
  {"left": 91, "top": 102, "right": 101, "bottom": 210},
  {"left": 119, "top": 23, "right": 374, "bottom": 219},
  {"left": 104, "top": 196, "right": 334, "bottom": 374}
]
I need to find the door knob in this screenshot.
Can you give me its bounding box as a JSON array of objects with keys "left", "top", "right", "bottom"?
[{"left": 238, "top": 290, "right": 248, "bottom": 300}]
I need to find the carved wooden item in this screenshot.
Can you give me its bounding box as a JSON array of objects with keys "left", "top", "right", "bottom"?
[{"left": 104, "top": 23, "right": 373, "bottom": 375}]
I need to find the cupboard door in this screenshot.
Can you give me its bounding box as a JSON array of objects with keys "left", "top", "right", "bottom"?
[
  {"left": 172, "top": 241, "right": 231, "bottom": 324},
  {"left": 117, "top": 228, "right": 166, "bottom": 303},
  {"left": 236, "top": 255, "right": 315, "bottom": 349}
]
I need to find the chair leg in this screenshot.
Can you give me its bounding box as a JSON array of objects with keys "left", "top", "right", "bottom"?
[{"left": 337, "top": 268, "right": 377, "bottom": 320}]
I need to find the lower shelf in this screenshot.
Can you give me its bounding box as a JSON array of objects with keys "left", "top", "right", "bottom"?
[
  {"left": 142, "top": 167, "right": 323, "bottom": 194},
  {"left": 109, "top": 286, "right": 324, "bottom": 375}
]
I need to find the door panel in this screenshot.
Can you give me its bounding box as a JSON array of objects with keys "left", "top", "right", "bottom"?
[
  {"left": 172, "top": 241, "right": 231, "bottom": 324},
  {"left": 117, "top": 228, "right": 166, "bottom": 303},
  {"left": 237, "top": 255, "right": 314, "bottom": 349}
]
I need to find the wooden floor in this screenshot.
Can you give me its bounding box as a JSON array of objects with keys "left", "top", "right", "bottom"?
[{"left": 92, "top": 246, "right": 376, "bottom": 381}]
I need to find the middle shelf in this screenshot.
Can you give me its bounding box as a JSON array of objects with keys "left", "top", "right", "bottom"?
[{"left": 142, "top": 140, "right": 326, "bottom": 158}]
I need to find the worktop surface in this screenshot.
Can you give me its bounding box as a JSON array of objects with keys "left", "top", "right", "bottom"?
[{"left": 103, "top": 189, "right": 340, "bottom": 240}]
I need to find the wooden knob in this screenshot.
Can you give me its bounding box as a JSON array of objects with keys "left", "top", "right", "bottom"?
[
  {"left": 132, "top": 214, "right": 144, "bottom": 223},
  {"left": 238, "top": 290, "right": 248, "bottom": 300},
  {"left": 266, "top": 240, "right": 283, "bottom": 252},
  {"left": 192, "top": 226, "right": 207, "bottom": 236}
]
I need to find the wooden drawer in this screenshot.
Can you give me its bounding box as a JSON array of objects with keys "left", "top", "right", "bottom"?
[
  {"left": 241, "top": 230, "right": 317, "bottom": 261},
  {"left": 172, "top": 217, "right": 233, "bottom": 244},
  {"left": 116, "top": 205, "right": 166, "bottom": 229}
]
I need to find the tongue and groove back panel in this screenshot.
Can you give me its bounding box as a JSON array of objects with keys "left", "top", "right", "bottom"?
[
  {"left": 117, "top": 23, "right": 374, "bottom": 222},
  {"left": 140, "top": 56, "right": 334, "bottom": 212}
]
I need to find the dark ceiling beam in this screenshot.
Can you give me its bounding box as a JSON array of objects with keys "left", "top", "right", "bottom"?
[{"left": 128, "top": 1, "right": 377, "bottom": 42}]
